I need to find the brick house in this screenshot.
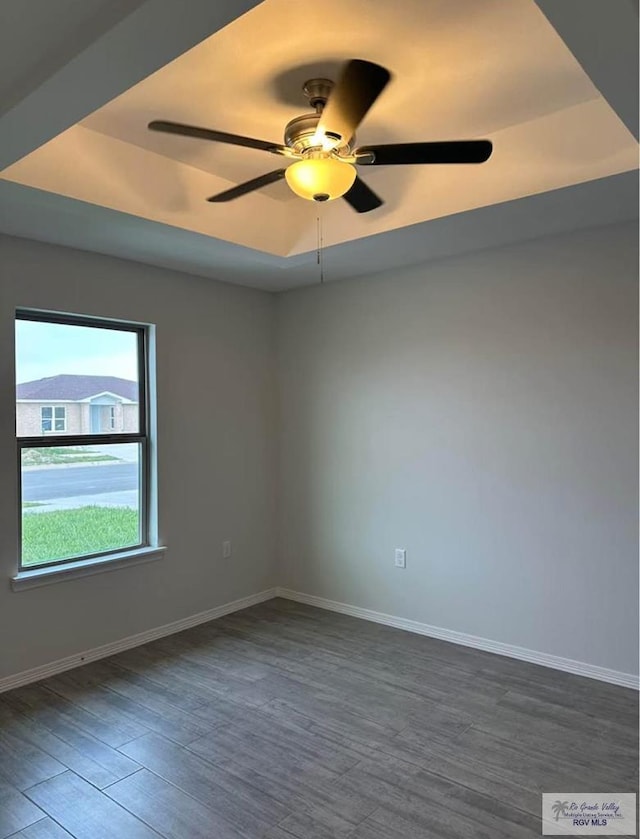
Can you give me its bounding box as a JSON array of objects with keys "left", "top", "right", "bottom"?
[{"left": 16, "top": 375, "right": 138, "bottom": 436}]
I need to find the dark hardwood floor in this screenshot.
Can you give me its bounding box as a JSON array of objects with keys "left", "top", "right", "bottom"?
[{"left": 0, "top": 598, "right": 637, "bottom": 838}]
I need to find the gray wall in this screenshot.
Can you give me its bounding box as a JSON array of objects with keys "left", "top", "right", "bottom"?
[
  {"left": 1, "top": 221, "right": 637, "bottom": 682},
  {"left": 277, "top": 222, "right": 639, "bottom": 676},
  {"left": 0, "top": 235, "right": 277, "bottom": 680}
]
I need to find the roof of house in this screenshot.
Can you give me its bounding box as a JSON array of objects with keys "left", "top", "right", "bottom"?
[{"left": 16, "top": 375, "right": 138, "bottom": 402}]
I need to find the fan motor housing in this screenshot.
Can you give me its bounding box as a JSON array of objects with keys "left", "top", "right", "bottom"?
[
  {"left": 284, "top": 113, "right": 321, "bottom": 153},
  {"left": 284, "top": 113, "right": 352, "bottom": 155},
  {"left": 284, "top": 78, "right": 354, "bottom": 156}
]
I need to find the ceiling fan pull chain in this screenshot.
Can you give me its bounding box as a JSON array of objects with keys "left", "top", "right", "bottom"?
[{"left": 317, "top": 212, "right": 325, "bottom": 284}]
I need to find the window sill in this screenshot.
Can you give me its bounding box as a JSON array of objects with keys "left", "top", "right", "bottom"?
[{"left": 11, "top": 546, "right": 166, "bottom": 592}]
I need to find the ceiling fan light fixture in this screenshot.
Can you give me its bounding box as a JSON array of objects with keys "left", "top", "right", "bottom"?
[
  {"left": 285, "top": 156, "right": 356, "bottom": 202},
  {"left": 150, "top": 60, "right": 491, "bottom": 213}
]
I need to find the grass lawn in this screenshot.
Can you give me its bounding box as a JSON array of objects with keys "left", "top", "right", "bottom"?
[
  {"left": 21, "top": 447, "right": 120, "bottom": 467},
  {"left": 22, "top": 506, "right": 139, "bottom": 567}
]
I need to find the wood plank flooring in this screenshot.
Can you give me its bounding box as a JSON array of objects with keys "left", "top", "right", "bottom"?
[{"left": 0, "top": 598, "right": 637, "bottom": 838}]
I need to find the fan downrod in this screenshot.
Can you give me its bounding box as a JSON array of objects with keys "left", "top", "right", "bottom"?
[{"left": 302, "top": 78, "right": 333, "bottom": 112}]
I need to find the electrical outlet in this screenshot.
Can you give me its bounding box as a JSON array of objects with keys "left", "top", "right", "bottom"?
[
  {"left": 222, "top": 540, "right": 232, "bottom": 559},
  {"left": 394, "top": 548, "right": 406, "bottom": 568}
]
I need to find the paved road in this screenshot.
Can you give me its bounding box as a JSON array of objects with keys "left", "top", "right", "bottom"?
[{"left": 23, "top": 463, "right": 138, "bottom": 502}]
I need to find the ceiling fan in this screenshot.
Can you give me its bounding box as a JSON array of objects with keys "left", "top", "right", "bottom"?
[{"left": 148, "top": 59, "right": 493, "bottom": 213}]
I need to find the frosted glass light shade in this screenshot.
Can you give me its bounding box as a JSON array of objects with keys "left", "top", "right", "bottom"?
[{"left": 285, "top": 157, "right": 356, "bottom": 202}]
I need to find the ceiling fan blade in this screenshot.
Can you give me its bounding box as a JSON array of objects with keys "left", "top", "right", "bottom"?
[
  {"left": 355, "top": 140, "right": 493, "bottom": 165},
  {"left": 318, "top": 60, "right": 391, "bottom": 146},
  {"left": 207, "top": 169, "right": 287, "bottom": 202},
  {"left": 149, "top": 120, "right": 290, "bottom": 157},
  {"left": 343, "top": 176, "right": 384, "bottom": 213}
]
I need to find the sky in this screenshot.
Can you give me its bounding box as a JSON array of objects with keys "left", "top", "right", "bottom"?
[{"left": 16, "top": 320, "right": 139, "bottom": 385}]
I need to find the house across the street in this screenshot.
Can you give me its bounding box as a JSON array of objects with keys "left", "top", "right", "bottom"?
[{"left": 16, "top": 374, "right": 138, "bottom": 436}]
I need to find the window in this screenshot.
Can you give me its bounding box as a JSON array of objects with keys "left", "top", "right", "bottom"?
[
  {"left": 41, "top": 406, "right": 66, "bottom": 433},
  {"left": 16, "top": 312, "right": 149, "bottom": 571}
]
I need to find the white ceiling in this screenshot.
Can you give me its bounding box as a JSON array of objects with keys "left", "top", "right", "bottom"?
[{"left": 0, "top": 0, "right": 637, "bottom": 290}]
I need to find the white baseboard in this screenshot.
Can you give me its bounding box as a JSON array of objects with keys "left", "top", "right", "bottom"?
[
  {"left": 3, "top": 585, "right": 636, "bottom": 694},
  {"left": 0, "top": 588, "right": 278, "bottom": 694},
  {"left": 276, "top": 588, "right": 639, "bottom": 691}
]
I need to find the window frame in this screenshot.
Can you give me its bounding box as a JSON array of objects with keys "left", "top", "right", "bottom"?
[
  {"left": 41, "top": 405, "right": 67, "bottom": 433},
  {"left": 16, "top": 310, "right": 150, "bottom": 573}
]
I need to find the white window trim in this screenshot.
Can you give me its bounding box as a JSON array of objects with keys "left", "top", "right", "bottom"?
[
  {"left": 41, "top": 405, "right": 66, "bottom": 433},
  {"left": 11, "top": 546, "right": 166, "bottom": 591}
]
